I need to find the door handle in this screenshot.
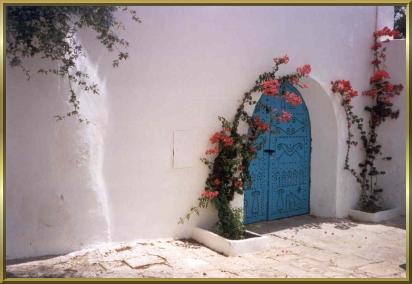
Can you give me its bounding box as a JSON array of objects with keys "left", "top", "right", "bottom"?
[{"left": 263, "top": 149, "right": 275, "bottom": 155}]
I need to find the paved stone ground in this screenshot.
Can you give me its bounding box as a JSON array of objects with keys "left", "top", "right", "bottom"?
[{"left": 6, "top": 215, "right": 407, "bottom": 279}]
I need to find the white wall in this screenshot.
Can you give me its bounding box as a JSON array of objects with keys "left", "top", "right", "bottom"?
[
  {"left": 6, "top": 56, "right": 112, "bottom": 259},
  {"left": 377, "top": 40, "right": 407, "bottom": 214},
  {"left": 301, "top": 78, "right": 339, "bottom": 217},
  {"left": 7, "top": 6, "right": 401, "bottom": 259}
]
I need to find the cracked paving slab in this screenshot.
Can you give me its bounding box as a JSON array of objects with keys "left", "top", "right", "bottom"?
[{"left": 6, "top": 215, "right": 406, "bottom": 279}]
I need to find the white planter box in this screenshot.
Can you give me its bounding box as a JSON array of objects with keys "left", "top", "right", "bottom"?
[
  {"left": 348, "top": 207, "right": 399, "bottom": 223},
  {"left": 191, "top": 227, "right": 270, "bottom": 257}
]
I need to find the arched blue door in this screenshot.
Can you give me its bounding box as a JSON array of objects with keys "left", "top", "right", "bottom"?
[{"left": 244, "top": 82, "right": 311, "bottom": 224}]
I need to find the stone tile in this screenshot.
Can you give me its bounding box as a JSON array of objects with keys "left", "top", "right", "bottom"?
[
  {"left": 357, "top": 261, "right": 406, "bottom": 277},
  {"left": 6, "top": 215, "right": 406, "bottom": 279},
  {"left": 123, "top": 254, "right": 166, "bottom": 269},
  {"left": 332, "top": 255, "right": 373, "bottom": 269}
]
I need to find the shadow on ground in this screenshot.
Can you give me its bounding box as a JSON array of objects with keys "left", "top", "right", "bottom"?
[
  {"left": 246, "top": 214, "right": 406, "bottom": 235},
  {"left": 6, "top": 254, "right": 65, "bottom": 266}
]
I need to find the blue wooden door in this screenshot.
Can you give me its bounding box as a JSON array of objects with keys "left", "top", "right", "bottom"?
[{"left": 244, "top": 82, "right": 311, "bottom": 224}]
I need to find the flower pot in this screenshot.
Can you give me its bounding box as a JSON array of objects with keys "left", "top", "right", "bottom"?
[
  {"left": 191, "top": 227, "right": 270, "bottom": 257},
  {"left": 348, "top": 207, "right": 399, "bottom": 223}
]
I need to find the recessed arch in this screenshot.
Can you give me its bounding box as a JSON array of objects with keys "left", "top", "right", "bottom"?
[
  {"left": 299, "top": 77, "right": 339, "bottom": 217},
  {"left": 232, "top": 77, "right": 340, "bottom": 220}
]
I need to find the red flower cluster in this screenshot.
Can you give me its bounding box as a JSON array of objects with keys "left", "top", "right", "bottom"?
[
  {"left": 273, "top": 54, "right": 289, "bottom": 65},
  {"left": 385, "top": 82, "right": 403, "bottom": 94},
  {"left": 285, "top": 91, "right": 302, "bottom": 107},
  {"left": 296, "top": 64, "right": 312, "bottom": 77},
  {"left": 374, "top": 26, "right": 401, "bottom": 39},
  {"left": 205, "top": 147, "right": 219, "bottom": 155},
  {"left": 331, "top": 79, "right": 352, "bottom": 93},
  {"left": 331, "top": 80, "right": 358, "bottom": 102},
  {"left": 363, "top": 89, "right": 378, "bottom": 98},
  {"left": 210, "top": 131, "right": 234, "bottom": 147},
  {"left": 201, "top": 190, "right": 219, "bottom": 200},
  {"left": 370, "top": 70, "right": 390, "bottom": 83},
  {"left": 262, "top": 79, "right": 281, "bottom": 96},
  {"left": 366, "top": 82, "right": 403, "bottom": 103},
  {"left": 254, "top": 117, "right": 270, "bottom": 132},
  {"left": 279, "top": 110, "right": 293, "bottom": 122}
]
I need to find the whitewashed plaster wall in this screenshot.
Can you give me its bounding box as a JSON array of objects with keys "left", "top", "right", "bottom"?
[
  {"left": 6, "top": 6, "right": 404, "bottom": 259},
  {"left": 377, "top": 40, "right": 407, "bottom": 214}
]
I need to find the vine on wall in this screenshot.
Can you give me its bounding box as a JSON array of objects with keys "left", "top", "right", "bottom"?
[
  {"left": 6, "top": 6, "right": 140, "bottom": 122},
  {"left": 331, "top": 27, "right": 403, "bottom": 212}
]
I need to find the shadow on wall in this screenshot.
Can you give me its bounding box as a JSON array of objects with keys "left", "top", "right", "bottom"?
[{"left": 6, "top": 50, "right": 111, "bottom": 260}]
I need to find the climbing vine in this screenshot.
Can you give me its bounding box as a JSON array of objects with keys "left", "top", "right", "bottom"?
[
  {"left": 179, "top": 56, "right": 312, "bottom": 239},
  {"left": 6, "top": 6, "right": 140, "bottom": 122},
  {"left": 331, "top": 27, "right": 403, "bottom": 213}
]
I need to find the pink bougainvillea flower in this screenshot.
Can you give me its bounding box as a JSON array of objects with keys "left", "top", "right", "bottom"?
[
  {"left": 331, "top": 80, "right": 358, "bottom": 102},
  {"left": 374, "top": 26, "right": 391, "bottom": 37},
  {"left": 248, "top": 146, "right": 257, "bottom": 153},
  {"left": 296, "top": 64, "right": 312, "bottom": 77},
  {"left": 254, "top": 117, "right": 270, "bottom": 132},
  {"left": 210, "top": 132, "right": 221, "bottom": 144},
  {"left": 273, "top": 54, "right": 289, "bottom": 65},
  {"left": 209, "top": 131, "right": 234, "bottom": 147},
  {"left": 262, "top": 79, "right": 281, "bottom": 96},
  {"left": 371, "top": 42, "right": 382, "bottom": 51},
  {"left": 285, "top": 91, "right": 302, "bottom": 107},
  {"left": 370, "top": 70, "right": 390, "bottom": 83},
  {"left": 221, "top": 136, "right": 234, "bottom": 147},
  {"left": 279, "top": 110, "right": 293, "bottom": 122},
  {"left": 374, "top": 26, "right": 401, "bottom": 39},
  {"left": 331, "top": 80, "right": 352, "bottom": 93},
  {"left": 201, "top": 190, "right": 219, "bottom": 200},
  {"left": 349, "top": 90, "right": 358, "bottom": 98},
  {"left": 385, "top": 83, "right": 394, "bottom": 93},
  {"left": 205, "top": 147, "right": 220, "bottom": 155}
]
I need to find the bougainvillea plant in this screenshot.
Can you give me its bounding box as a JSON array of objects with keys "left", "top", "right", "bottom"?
[
  {"left": 179, "top": 55, "right": 311, "bottom": 239},
  {"left": 6, "top": 6, "right": 140, "bottom": 122},
  {"left": 331, "top": 27, "right": 403, "bottom": 213}
]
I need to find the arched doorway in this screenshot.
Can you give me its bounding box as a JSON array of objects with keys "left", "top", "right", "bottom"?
[{"left": 244, "top": 82, "right": 311, "bottom": 224}]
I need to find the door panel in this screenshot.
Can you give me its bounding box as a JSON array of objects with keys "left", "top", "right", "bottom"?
[
  {"left": 244, "top": 97, "right": 270, "bottom": 224},
  {"left": 245, "top": 82, "right": 311, "bottom": 224}
]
